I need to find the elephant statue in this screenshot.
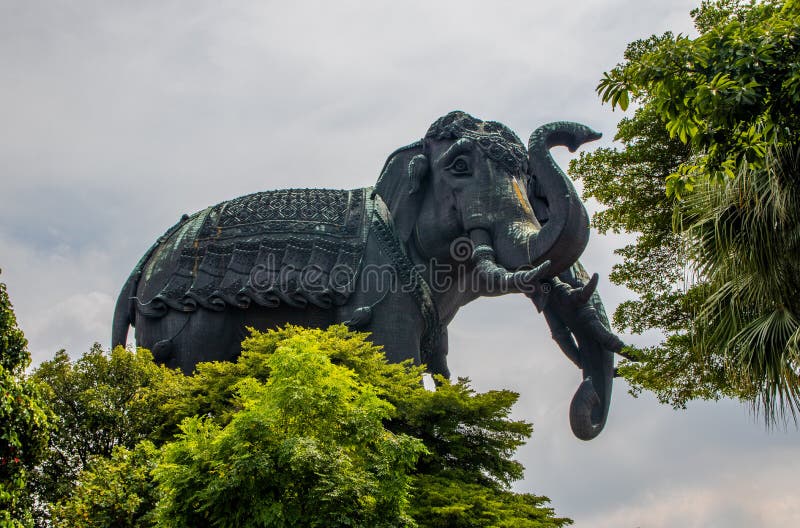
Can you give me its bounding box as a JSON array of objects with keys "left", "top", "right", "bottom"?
[{"left": 112, "top": 111, "right": 624, "bottom": 439}]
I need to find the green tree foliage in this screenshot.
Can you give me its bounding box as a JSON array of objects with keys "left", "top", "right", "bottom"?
[
  {"left": 678, "top": 145, "right": 800, "bottom": 419},
  {"left": 51, "top": 441, "right": 159, "bottom": 528},
  {"left": 399, "top": 377, "right": 531, "bottom": 488},
  {"left": 576, "top": 0, "right": 800, "bottom": 420},
  {"left": 30, "top": 345, "right": 185, "bottom": 520},
  {"left": 410, "top": 475, "right": 567, "bottom": 528},
  {"left": 154, "top": 332, "right": 426, "bottom": 528},
  {"left": 154, "top": 326, "right": 570, "bottom": 527},
  {"left": 599, "top": 0, "right": 800, "bottom": 195},
  {"left": 0, "top": 271, "right": 51, "bottom": 528},
  {"left": 32, "top": 325, "right": 570, "bottom": 527}
]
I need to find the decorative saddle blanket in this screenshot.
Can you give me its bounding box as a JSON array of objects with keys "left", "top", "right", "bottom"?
[{"left": 135, "top": 188, "right": 372, "bottom": 317}]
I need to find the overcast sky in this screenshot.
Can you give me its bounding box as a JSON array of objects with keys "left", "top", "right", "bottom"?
[{"left": 2, "top": 1, "right": 798, "bottom": 526}]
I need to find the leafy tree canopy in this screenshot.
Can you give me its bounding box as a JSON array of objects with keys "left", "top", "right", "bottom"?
[
  {"left": 30, "top": 345, "right": 185, "bottom": 520},
  {"left": 153, "top": 330, "right": 426, "bottom": 528},
  {"left": 599, "top": 0, "right": 800, "bottom": 196},
  {"left": 35, "top": 326, "right": 571, "bottom": 527},
  {"left": 0, "top": 271, "right": 52, "bottom": 528},
  {"left": 570, "top": 106, "right": 741, "bottom": 407},
  {"left": 50, "top": 441, "right": 159, "bottom": 528}
]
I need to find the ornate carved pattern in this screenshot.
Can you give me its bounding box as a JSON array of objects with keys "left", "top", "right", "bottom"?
[
  {"left": 371, "top": 195, "right": 441, "bottom": 365},
  {"left": 196, "top": 188, "right": 365, "bottom": 240},
  {"left": 136, "top": 188, "right": 370, "bottom": 317},
  {"left": 425, "top": 110, "right": 528, "bottom": 175}
]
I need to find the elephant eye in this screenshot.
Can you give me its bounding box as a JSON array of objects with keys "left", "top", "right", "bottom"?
[{"left": 446, "top": 156, "right": 471, "bottom": 176}]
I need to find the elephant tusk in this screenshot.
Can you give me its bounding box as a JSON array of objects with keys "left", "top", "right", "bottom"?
[
  {"left": 588, "top": 319, "right": 625, "bottom": 353},
  {"left": 571, "top": 273, "right": 598, "bottom": 305}
]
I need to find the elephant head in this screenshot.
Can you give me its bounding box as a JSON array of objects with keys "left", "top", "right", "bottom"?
[
  {"left": 373, "top": 112, "right": 613, "bottom": 439},
  {"left": 374, "top": 111, "right": 596, "bottom": 292}
]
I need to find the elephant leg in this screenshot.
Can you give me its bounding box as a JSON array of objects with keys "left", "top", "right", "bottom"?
[
  {"left": 426, "top": 327, "right": 450, "bottom": 379},
  {"left": 363, "top": 294, "right": 425, "bottom": 367}
]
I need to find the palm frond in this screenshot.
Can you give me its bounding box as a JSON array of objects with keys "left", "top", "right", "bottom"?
[{"left": 678, "top": 143, "right": 800, "bottom": 425}]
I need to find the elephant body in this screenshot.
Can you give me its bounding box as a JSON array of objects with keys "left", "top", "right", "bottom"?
[
  {"left": 113, "top": 111, "right": 623, "bottom": 439},
  {"left": 115, "top": 186, "right": 443, "bottom": 373}
]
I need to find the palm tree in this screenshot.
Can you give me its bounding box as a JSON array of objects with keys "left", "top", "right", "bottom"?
[{"left": 678, "top": 144, "right": 800, "bottom": 424}]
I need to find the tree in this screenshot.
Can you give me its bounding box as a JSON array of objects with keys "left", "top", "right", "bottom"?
[
  {"left": 37, "top": 325, "right": 570, "bottom": 526},
  {"left": 678, "top": 145, "right": 800, "bottom": 419},
  {"left": 598, "top": 0, "right": 800, "bottom": 194},
  {"left": 153, "top": 326, "right": 570, "bottom": 527},
  {"left": 409, "top": 475, "right": 568, "bottom": 528},
  {"left": 154, "top": 331, "right": 426, "bottom": 528},
  {"left": 0, "top": 271, "right": 52, "bottom": 528},
  {"left": 578, "top": 0, "right": 800, "bottom": 420},
  {"left": 30, "top": 345, "right": 185, "bottom": 522},
  {"left": 50, "top": 441, "right": 159, "bottom": 528},
  {"left": 570, "top": 104, "right": 744, "bottom": 407}
]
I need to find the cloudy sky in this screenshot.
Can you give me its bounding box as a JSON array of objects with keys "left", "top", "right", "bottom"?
[{"left": 2, "top": 1, "right": 798, "bottom": 526}]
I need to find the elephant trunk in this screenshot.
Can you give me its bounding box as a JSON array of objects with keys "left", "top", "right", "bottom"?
[
  {"left": 526, "top": 122, "right": 601, "bottom": 275},
  {"left": 570, "top": 379, "right": 604, "bottom": 440}
]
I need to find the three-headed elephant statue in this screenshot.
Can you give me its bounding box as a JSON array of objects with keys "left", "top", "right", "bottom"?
[{"left": 112, "top": 111, "right": 624, "bottom": 440}]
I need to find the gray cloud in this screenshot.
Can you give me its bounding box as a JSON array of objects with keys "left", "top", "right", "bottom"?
[{"left": 2, "top": 1, "right": 798, "bottom": 526}]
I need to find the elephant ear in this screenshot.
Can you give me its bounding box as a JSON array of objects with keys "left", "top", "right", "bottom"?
[
  {"left": 374, "top": 142, "right": 429, "bottom": 243},
  {"left": 408, "top": 154, "right": 428, "bottom": 195}
]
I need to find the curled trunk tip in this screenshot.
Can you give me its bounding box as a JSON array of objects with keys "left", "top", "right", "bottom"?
[
  {"left": 526, "top": 122, "right": 600, "bottom": 274},
  {"left": 569, "top": 377, "right": 607, "bottom": 440}
]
